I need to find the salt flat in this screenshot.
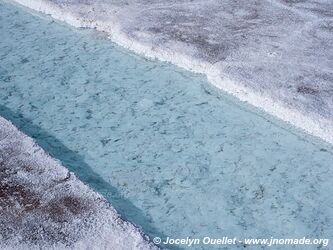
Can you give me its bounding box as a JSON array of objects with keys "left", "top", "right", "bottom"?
[
  {"left": 10, "top": 0, "right": 333, "bottom": 143},
  {"left": 0, "top": 117, "right": 156, "bottom": 250},
  {"left": 1, "top": 1, "right": 333, "bottom": 248}
]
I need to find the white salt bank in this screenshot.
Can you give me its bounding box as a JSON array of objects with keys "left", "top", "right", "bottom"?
[
  {"left": 0, "top": 116, "right": 157, "bottom": 250},
  {"left": 9, "top": 0, "right": 333, "bottom": 144}
]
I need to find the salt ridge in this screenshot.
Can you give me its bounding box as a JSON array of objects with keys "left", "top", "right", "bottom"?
[
  {"left": 0, "top": 115, "right": 157, "bottom": 249},
  {"left": 8, "top": 0, "right": 333, "bottom": 145}
]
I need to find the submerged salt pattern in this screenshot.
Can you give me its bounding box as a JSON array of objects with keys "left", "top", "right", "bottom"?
[
  {"left": 1, "top": 2, "right": 333, "bottom": 250},
  {"left": 0, "top": 118, "right": 157, "bottom": 250},
  {"left": 10, "top": 0, "right": 333, "bottom": 144}
]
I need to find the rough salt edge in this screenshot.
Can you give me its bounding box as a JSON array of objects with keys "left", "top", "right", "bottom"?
[
  {"left": 8, "top": 0, "right": 333, "bottom": 145},
  {"left": 0, "top": 115, "right": 158, "bottom": 250}
]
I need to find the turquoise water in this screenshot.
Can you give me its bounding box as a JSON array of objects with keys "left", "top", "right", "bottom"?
[{"left": 1, "top": 1, "right": 333, "bottom": 249}]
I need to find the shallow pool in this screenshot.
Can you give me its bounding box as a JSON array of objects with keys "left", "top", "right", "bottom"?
[{"left": 1, "top": 1, "right": 333, "bottom": 249}]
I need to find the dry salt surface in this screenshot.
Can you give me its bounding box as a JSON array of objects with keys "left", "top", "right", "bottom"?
[
  {"left": 9, "top": 0, "right": 333, "bottom": 144},
  {"left": 0, "top": 116, "right": 157, "bottom": 250}
]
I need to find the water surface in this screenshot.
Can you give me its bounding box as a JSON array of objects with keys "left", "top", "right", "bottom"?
[{"left": 1, "top": 2, "right": 332, "bottom": 249}]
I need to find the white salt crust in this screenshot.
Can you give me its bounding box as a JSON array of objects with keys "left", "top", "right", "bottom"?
[
  {"left": 8, "top": 0, "right": 333, "bottom": 145},
  {"left": 0, "top": 116, "right": 157, "bottom": 250}
]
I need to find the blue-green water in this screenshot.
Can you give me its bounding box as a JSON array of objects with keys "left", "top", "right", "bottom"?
[{"left": 1, "top": 1, "right": 333, "bottom": 249}]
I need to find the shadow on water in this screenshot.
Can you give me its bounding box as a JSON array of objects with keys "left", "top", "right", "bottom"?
[{"left": 0, "top": 104, "right": 181, "bottom": 250}]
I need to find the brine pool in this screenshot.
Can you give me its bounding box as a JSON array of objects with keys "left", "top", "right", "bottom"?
[{"left": 1, "top": 1, "right": 333, "bottom": 249}]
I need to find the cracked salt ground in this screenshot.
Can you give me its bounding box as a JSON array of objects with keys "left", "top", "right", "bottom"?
[{"left": 1, "top": 1, "right": 333, "bottom": 250}]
